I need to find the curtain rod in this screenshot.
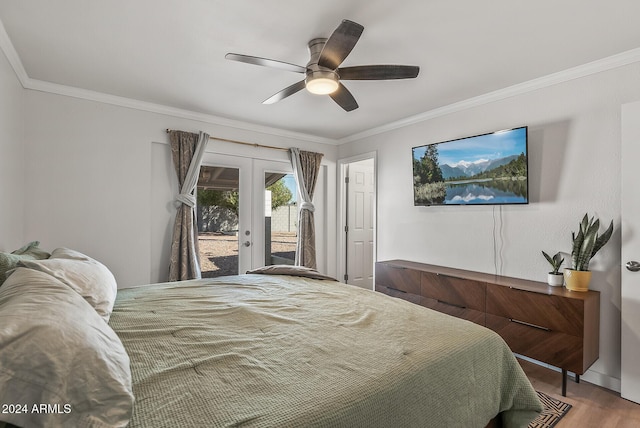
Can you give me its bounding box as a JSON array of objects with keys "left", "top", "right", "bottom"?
[{"left": 165, "top": 129, "right": 288, "bottom": 152}]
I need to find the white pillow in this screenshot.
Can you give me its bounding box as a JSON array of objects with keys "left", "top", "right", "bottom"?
[
  {"left": 0, "top": 267, "right": 133, "bottom": 428},
  {"left": 19, "top": 248, "right": 117, "bottom": 322}
]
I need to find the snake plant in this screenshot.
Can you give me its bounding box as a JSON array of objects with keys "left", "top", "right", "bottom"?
[
  {"left": 542, "top": 251, "right": 564, "bottom": 274},
  {"left": 570, "top": 214, "right": 613, "bottom": 271}
]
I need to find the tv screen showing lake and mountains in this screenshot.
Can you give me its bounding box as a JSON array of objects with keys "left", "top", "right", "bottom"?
[{"left": 412, "top": 127, "right": 528, "bottom": 206}]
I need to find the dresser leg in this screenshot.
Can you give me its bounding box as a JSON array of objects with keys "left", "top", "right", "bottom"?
[
  {"left": 575, "top": 374, "right": 580, "bottom": 384},
  {"left": 562, "top": 369, "right": 567, "bottom": 396}
]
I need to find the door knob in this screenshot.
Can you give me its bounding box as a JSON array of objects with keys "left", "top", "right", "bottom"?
[
  {"left": 626, "top": 261, "right": 640, "bottom": 272},
  {"left": 243, "top": 241, "right": 251, "bottom": 247}
]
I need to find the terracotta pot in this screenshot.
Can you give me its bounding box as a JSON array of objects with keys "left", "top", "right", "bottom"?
[
  {"left": 564, "top": 269, "right": 592, "bottom": 292},
  {"left": 547, "top": 273, "right": 564, "bottom": 286}
]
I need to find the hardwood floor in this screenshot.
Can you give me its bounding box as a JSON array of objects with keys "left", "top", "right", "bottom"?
[{"left": 519, "top": 358, "right": 640, "bottom": 427}]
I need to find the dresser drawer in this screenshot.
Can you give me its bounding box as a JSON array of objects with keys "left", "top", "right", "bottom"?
[
  {"left": 375, "top": 284, "right": 422, "bottom": 305},
  {"left": 421, "top": 272, "right": 485, "bottom": 312},
  {"left": 375, "top": 263, "right": 421, "bottom": 295},
  {"left": 486, "top": 314, "right": 586, "bottom": 374},
  {"left": 421, "top": 297, "right": 485, "bottom": 326},
  {"left": 486, "top": 284, "right": 584, "bottom": 337}
]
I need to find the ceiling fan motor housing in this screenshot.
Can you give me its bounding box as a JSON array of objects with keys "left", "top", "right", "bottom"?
[{"left": 305, "top": 38, "right": 339, "bottom": 94}]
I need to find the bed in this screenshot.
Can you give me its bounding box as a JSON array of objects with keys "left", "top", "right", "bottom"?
[{"left": 0, "top": 247, "right": 542, "bottom": 428}]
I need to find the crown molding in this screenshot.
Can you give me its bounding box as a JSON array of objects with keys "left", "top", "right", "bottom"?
[
  {"left": 23, "top": 79, "right": 337, "bottom": 145},
  {"left": 0, "top": 16, "right": 28, "bottom": 87},
  {"left": 338, "top": 47, "right": 640, "bottom": 144},
  {"left": 0, "top": 17, "right": 336, "bottom": 146}
]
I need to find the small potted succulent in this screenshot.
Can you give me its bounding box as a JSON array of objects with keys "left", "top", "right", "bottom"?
[
  {"left": 564, "top": 213, "right": 613, "bottom": 292},
  {"left": 542, "top": 251, "right": 564, "bottom": 286}
]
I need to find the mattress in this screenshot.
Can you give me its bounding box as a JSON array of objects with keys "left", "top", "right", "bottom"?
[{"left": 109, "top": 274, "right": 542, "bottom": 427}]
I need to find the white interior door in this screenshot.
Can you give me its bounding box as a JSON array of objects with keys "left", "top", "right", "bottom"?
[
  {"left": 621, "top": 101, "right": 640, "bottom": 404},
  {"left": 346, "top": 159, "right": 375, "bottom": 289}
]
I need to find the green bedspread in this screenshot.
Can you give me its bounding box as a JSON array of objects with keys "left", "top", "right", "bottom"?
[{"left": 109, "top": 274, "right": 542, "bottom": 427}]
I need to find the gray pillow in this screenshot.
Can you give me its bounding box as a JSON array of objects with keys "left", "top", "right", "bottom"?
[
  {"left": 0, "top": 267, "right": 133, "bottom": 428},
  {"left": 0, "top": 241, "right": 50, "bottom": 284},
  {"left": 246, "top": 264, "right": 337, "bottom": 281}
]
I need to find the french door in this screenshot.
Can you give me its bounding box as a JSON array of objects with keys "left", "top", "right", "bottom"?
[
  {"left": 198, "top": 153, "right": 295, "bottom": 276},
  {"left": 253, "top": 159, "right": 297, "bottom": 269}
]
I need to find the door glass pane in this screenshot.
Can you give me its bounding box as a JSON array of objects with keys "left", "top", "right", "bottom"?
[
  {"left": 197, "top": 166, "right": 240, "bottom": 277},
  {"left": 264, "top": 173, "right": 297, "bottom": 266}
]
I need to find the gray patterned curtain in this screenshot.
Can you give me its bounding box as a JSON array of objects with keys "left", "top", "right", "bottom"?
[
  {"left": 168, "top": 131, "right": 209, "bottom": 281},
  {"left": 289, "top": 148, "right": 324, "bottom": 269}
]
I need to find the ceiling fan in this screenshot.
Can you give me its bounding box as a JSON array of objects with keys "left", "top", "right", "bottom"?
[{"left": 225, "top": 19, "right": 420, "bottom": 112}]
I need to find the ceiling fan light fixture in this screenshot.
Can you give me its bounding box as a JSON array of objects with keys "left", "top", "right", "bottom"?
[
  {"left": 305, "top": 70, "right": 339, "bottom": 95},
  {"left": 306, "top": 77, "right": 339, "bottom": 95}
]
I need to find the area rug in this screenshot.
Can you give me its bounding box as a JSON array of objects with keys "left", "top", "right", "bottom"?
[{"left": 528, "top": 391, "right": 572, "bottom": 428}]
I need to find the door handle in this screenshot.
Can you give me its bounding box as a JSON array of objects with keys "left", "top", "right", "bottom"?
[
  {"left": 243, "top": 241, "right": 251, "bottom": 247},
  {"left": 626, "top": 261, "right": 640, "bottom": 272}
]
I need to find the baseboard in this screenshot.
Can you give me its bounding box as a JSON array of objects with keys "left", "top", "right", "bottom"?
[{"left": 581, "top": 369, "right": 621, "bottom": 393}]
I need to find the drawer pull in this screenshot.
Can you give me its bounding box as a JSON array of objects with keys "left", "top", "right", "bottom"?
[
  {"left": 387, "top": 286, "right": 407, "bottom": 294},
  {"left": 437, "top": 299, "right": 466, "bottom": 309},
  {"left": 509, "top": 318, "right": 551, "bottom": 332}
]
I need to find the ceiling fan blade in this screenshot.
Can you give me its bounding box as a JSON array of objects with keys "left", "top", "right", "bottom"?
[
  {"left": 225, "top": 53, "right": 305, "bottom": 74},
  {"left": 318, "top": 20, "right": 364, "bottom": 70},
  {"left": 338, "top": 65, "right": 420, "bottom": 80},
  {"left": 263, "top": 80, "right": 307, "bottom": 104},
  {"left": 329, "top": 83, "right": 359, "bottom": 112}
]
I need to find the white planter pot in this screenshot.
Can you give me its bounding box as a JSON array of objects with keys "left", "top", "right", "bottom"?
[{"left": 547, "top": 273, "right": 564, "bottom": 286}]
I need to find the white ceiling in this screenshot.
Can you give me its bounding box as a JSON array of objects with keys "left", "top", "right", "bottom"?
[{"left": 1, "top": 1, "right": 640, "bottom": 142}]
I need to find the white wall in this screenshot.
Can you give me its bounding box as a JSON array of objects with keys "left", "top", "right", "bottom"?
[
  {"left": 338, "top": 63, "right": 640, "bottom": 391},
  {"left": 0, "top": 45, "right": 24, "bottom": 249},
  {"left": 22, "top": 90, "right": 337, "bottom": 288}
]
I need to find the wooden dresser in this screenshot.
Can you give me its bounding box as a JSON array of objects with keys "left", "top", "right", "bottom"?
[{"left": 375, "top": 260, "right": 600, "bottom": 396}]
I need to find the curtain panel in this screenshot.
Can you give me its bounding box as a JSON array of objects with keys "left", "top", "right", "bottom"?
[
  {"left": 168, "top": 131, "right": 209, "bottom": 281},
  {"left": 289, "top": 148, "right": 324, "bottom": 269}
]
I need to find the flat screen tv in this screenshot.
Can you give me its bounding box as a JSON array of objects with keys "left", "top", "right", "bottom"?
[{"left": 412, "top": 126, "right": 528, "bottom": 206}]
